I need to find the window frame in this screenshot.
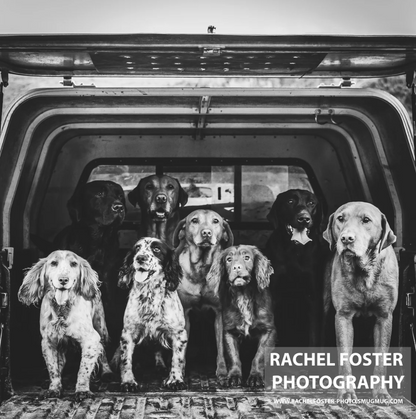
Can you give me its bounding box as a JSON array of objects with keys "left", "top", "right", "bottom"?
[{"left": 81, "top": 157, "right": 326, "bottom": 230}]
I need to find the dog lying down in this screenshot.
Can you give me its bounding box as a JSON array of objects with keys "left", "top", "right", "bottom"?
[{"left": 18, "top": 250, "right": 112, "bottom": 401}]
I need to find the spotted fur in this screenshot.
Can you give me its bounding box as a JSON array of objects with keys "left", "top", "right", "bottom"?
[
  {"left": 115, "top": 237, "right": 187, "bottom": 392},
  {"left": 18, "top": 250, "right": 113, "bottom": 401}
]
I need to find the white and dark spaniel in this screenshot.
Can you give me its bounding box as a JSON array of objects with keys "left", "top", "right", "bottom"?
[
  {"left": 116, "top": 237, "right": 187, "bottom": 391},
  {"left": 18, "top": 250, "right": 112, "bottom": 401}
]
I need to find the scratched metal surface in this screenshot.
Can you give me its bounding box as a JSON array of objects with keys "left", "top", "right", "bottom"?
[{"left": 2, "top": 371, "right": 416, "bottom": 419}]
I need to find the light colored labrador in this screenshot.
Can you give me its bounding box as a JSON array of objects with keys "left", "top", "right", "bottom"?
[
  {"left": 173, "top": 209, "right": 234, "bottom": 385},
  {"left": 323, "top": 201, "right": 398, "bottom": 399}
]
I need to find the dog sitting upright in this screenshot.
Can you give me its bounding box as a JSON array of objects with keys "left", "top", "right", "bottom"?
[
  {"left": 174, "top": 209, "right": 234, "bottom": 385},
  {"left": 128, "top": 174, "right": 188, "bottom": 247},
  {"left": 323, "top": 201, "right": 398, "bottom": 399},
  {"left": 18, "top": 251, "right": 112, "bottom": 401},
  {"left": 207, "top": 245, "right": 276, "bottom": 388},
  {"left": 265, "top": 188, "right": 325, "bottom": 346},
  {"left": 116, "top": 237, "right": 187, "bottom": 391}
]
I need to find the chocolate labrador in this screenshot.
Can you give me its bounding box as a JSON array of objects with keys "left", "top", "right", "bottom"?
[
  {"left": 323, "top": 201, "right": 398, "bottom": 399},
  {"left": 128, "top": 174, "right": 188, "bottom": 247}
]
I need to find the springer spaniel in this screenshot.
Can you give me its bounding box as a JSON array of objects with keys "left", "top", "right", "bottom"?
[
  {"left": 116, "top": 237, "right": 187, "bottom": 391},
  {"left": 18, "top": 250, "right": 112, "bottom": 401},
  {"left": 207, "top": 245, "right": 276, "bottom": 387}
]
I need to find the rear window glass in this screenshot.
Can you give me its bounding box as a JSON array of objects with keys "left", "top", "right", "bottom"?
[{"left": 88, "top": 163, "right": 313, "bottom": 225}]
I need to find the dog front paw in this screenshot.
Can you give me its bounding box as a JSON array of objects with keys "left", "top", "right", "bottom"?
[
  {"left": 372, "top": 388, "right": 392, "bottom": 400},
  {"left": 42, "top": 389, "right": 62, "bottom": 399},
  {"left": 74, "top": 391, "right": 95, "bottom": 402},
  {"left": 228, "top": 373, "right": 242, "bottom": 388},
  {"left": 246, "top": 372, "right": 264, "bottom": 388},
  {"left": 337, "top": 389, "right": 357, "bottom": 400},
  {"left": 163, "top": 376, "right": 187, "bottom": 390},
  {"left": 120, "top": 381, "right": 139, "bottom": 393}
]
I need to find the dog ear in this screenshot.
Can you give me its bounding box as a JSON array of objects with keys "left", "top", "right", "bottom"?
[
  {"left": 117, "top": 250, "right": 135, "bottom": 289},
  {"left": 127, "top": 184, "right": 140, "bottom": 208},
  {"left": 67, "top": 187, "right": 83, "bottom": 223},
  {"left": 206, "top": 250, "right": 225, "bottom": 296},
  {"left": 251, "top": 247, "right": 274, "bottom": 290},
  {"left": 164, "top": 249, "right": 182, "bottom": 292},
  {"left": 323, "top": 213, "right": 336, "bottom": 251},
  {"left": 77, "top": 256, "right": 100, "bottom": 301},
  {"left": 177, "top": 179, "right": 189, "bottom": 208},
  {"left": 173, "top": 218, "right": 187, "bottom": 248},
  {"left": 266, "top": 199, "right": 279, "bottom": 230},
  {"left": 379, "top": 214, "right": 397, "bottom": 252},
  {"left": 221, "top": 220, "right": 234, "bottom": 248},
  {"left": 18, "top": 258, "right": 47, "bottom": 306}
]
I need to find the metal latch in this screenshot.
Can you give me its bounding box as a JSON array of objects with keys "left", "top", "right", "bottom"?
[
  {"left": 406, "top": 286, "right": 415, "bottom": 317},
  {"left": 0, "top": 248, "right": 13, "bottom": 270},
  {"left": 0, "top": 294, "right": 7, "bottom": 310}
]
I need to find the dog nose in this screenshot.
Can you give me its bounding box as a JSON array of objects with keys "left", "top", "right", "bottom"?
[
  {"left": 59, "top": 277, "right": 69, "bottom": 286},
  {"left": 297, "top": 215, "right": 311, "bottom": 224},
  {"left": 135, "top": 254, "right": 148, "bottom": 263},
  {"left": 156, "top": 194, "right": 167, "bottom": 204},
  {"left": 232, "top": 264, "right": 242, "bottom": 272},
  {"left": 341, "top": 234, "right": 355, "bottom": 244},
  {"left": 201, "top": 229, "right": 212, "bottom": 238},
  {"left": 112, "top": 202, "right": 124, "bottom": 213}
]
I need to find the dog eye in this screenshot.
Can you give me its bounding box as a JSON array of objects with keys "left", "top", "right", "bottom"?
[
  {"left": 337, "top": 215, "right": 344, "bottom": 222},
  {"left": 145, "top": 183, "right": 154, "bottom": 190},
  {"left": 152, "top": 246, "right": 161, "bottom": 253},
  {"left": 191, "top": 217, "right": 198, "bottom": 224},
  {"left": 244, "top": 256, "right": 251, "bottom": 261},
  {"left": 96, "top": 191, "right": 105, "bottom": 198},
  {"left": 166, "top": 184, "right": 175, "bottom": 190},
  {"left": 307, "top": 201, "right": 315, "bottom": 207},
  {"left": 287, "top": 199, "right": 294, "bottom": 205},
  {"left": 363, "top": 217, "right": 371, "bottom": 224},
  {"left": 70, "top": 261, "right": 78, "bottom": 267},
  {"left": 50, "top": 260, "right": 58, "bottom": 267},
  {"left": 212, "top": 218, "right": 219, "bottom": 224},
  {"left": 226, "top": 257, "right": 232, "bottom": 263}
]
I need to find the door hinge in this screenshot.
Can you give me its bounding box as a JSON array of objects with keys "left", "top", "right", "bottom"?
[{"left": 194, "top": 95, "right": 211, "bottom": 141}]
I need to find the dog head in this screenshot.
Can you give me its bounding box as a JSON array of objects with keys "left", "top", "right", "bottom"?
[
  {"left": 18, "top": 250, "right": 100, "bottom": 307},
  {"left": 267, "top": 189, "right": 323, "bottom": 245},
  {"left": 128, "top": 174, "right": 188, "bottom": 222},
  {"left": 173, "top": 209, "right": 234, "bottom": 250},
  {"left": 118, "top": 237, "right": 181, "bottom": 292},
  {"left": 207, "top": 245, "right": 273, "bottom": 294},
  {"left": 323, "top": 201, "right": 396, "bottom": 257},
  {"left": 67, "top": 181, "right": 126, "bottom": 226}
]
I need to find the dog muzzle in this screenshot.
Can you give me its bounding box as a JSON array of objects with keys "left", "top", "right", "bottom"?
[
  {"left": 232, "top": 276, "right": 250, "bottom": 287},
  {"left": 286, "top": 225, "right": 312, "bottom": 245}
]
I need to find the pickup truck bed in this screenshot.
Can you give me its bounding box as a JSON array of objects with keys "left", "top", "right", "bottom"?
[{"left": 2, "top": 369, "right": 416, "bottom": 419}]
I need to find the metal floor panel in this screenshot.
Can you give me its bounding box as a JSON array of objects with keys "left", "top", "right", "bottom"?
[{"left": 1, "top": 391, "right": 416, "bottom": 419}]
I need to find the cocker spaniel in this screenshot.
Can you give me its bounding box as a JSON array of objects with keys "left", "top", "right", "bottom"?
[
  {"left": 18, "top": 250, "right": 112, "bottom": 401},
  {"left": 207, "top": 245, "right": 276, "bottom": 387},
  {"left": 116, "top": 237, "right": 187, "bottom": 391}
]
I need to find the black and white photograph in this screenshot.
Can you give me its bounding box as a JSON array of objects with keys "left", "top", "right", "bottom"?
[{"left": 0, "top": 0, "right": 416, "bottom": 417}]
